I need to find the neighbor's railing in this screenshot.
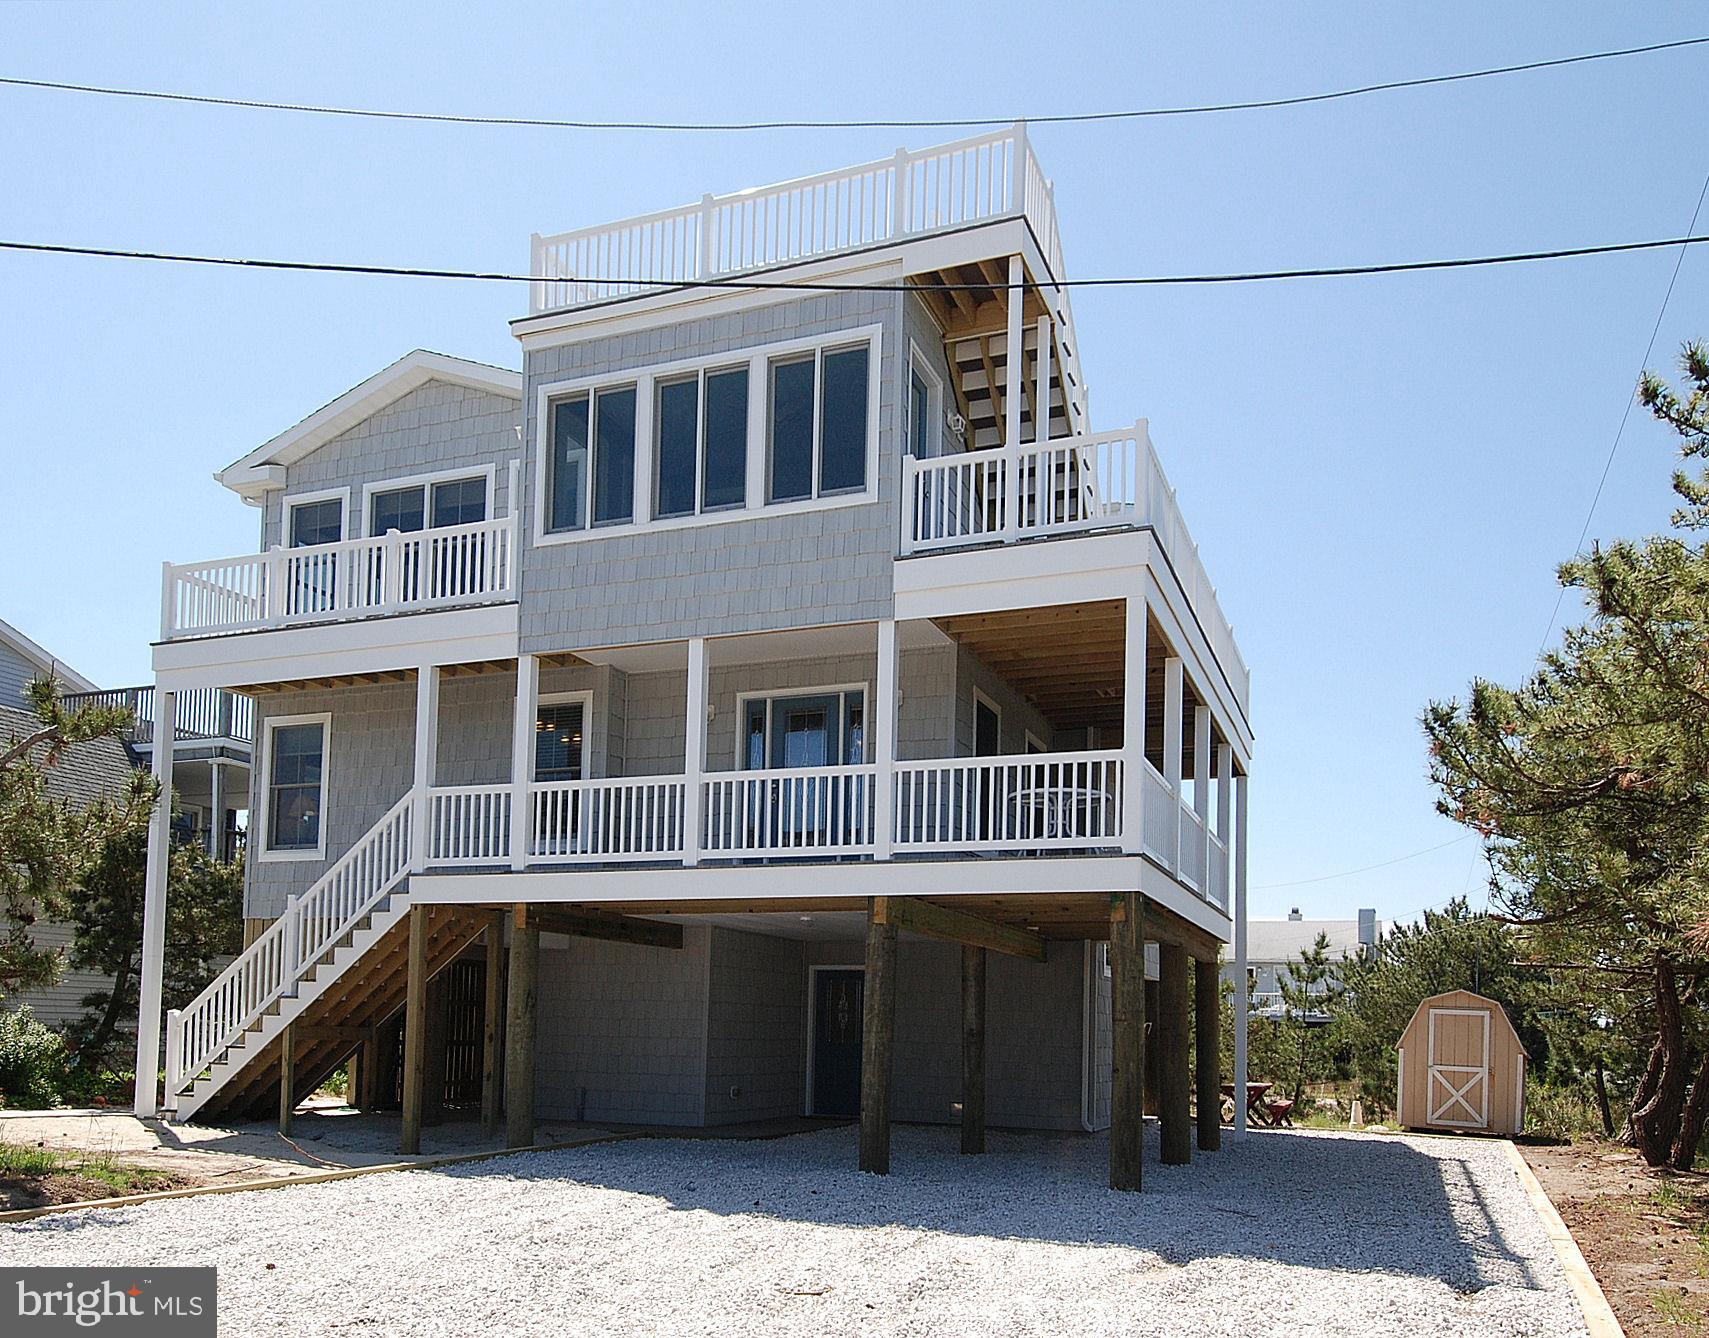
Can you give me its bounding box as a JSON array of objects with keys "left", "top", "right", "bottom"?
[
  {"left": 161, "top": 513, "right": 519, "bottom": 640},
  {"left": 903, "top": 422, "right": 1251, "bottom": 712},
  {"left": 701, "top": 764, "right": 878, "bottom": 857},
  {"left": 529, "top": 125, "right": 1059, "bottom": 315},
  {"left": 61, "top": 685, "right": 254, "bottom": 747},
  {"left": 168, "top": 793, "right": 413, "bottom": 1099},
  {"left": 530, "top": 776, "right": 689, "bottom": 864},
  {"left": 892, "top": 750, "right": 1124, "bottom": 853}
]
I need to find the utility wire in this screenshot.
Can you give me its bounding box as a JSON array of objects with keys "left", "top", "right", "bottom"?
[
  {"left": 4, "top": 233, "right": 1709, "bottom": 293},
  {"left": 2, "top": 37, "right": 1705, "bottom": 132},
  {"left": 1251, "top": 834, "right": 1472, "bottom": 891},
  {"left": 1530, "top": 167, "right": 1709, "bottom": 666}
]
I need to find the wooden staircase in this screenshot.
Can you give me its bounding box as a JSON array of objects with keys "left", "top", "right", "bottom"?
[{"left": 186, "top": 901, "right": 491, "bottom": 1123}]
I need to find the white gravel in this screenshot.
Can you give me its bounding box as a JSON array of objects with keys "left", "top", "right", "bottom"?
[{"left": 1, "top": 1125, "right": 1585, "bottom": 1337}]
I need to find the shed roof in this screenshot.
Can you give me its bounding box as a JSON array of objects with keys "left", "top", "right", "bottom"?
[{"left": 1399, "top": 989, "right": 1529, "bottom": 1059}]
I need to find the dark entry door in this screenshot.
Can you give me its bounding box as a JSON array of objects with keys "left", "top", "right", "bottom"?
[{"left": 812, "top": 969, "right": 864, "bottom": 1117}]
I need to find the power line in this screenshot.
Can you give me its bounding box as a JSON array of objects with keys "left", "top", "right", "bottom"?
[
  {"left": 1531, "top": 167, "right": 1709, "bottom": 665},
  {"left": 3, "top": 37, "right": 1705, "bottom": 132},
  {"left": 1251, "top": 834, "right": 1473, "bottom": 890},
  {"left": 4, "top": 233, "right": 1709, "bottom": 294}
]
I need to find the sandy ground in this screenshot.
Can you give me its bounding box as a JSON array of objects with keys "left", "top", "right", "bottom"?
[{"left": 3, "top": 1125, "right": 1585, "bottom": 1337}]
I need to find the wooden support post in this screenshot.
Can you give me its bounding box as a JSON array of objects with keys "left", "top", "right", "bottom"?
[
  {"left": 1144, "top": 978, "right": 1160, "bottom": 1116},
  {"left": 343, "top": 1039, "right": 360, "bottom": 1112},
  {"left": 1110, "top": 892, "right": 1145, "bottom": 1191},
  {"left": 961, "top": 945, "right": 986, "bottom": 1155},
  {"left": 356, "top": 1035, "right": 381, "bottom": 1112},
  {"left": 859, "top": 900, "right": 898, "bottom": 1175},
  {"left": 481, "top": 911, "right": 505, "bottom": 1139},
  {"left": 422, "top": 975, "right": 448, "bottom": 1128},
  {"left": 400, "top": 905, "right": 429, "bottom": 1155},
  {"left": 1159, "top": 941, "right": 1191, "bottom": 1166},
  {"left": 504, "top": 906, "right": 540, "bottom": 1149},
  {"left": 278, "top": 1022, "right": 295, "bottom": 1136},
  {"left": 872, "top": 895, "right": 1044, "bottom": 961},
  {"left": 1196, "top": 956, "right": 1222, "bottom": 1152}
]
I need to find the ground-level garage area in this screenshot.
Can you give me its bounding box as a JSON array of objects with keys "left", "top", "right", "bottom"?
[{"left": 5, "top": 1126, "right": 1585, "bottom": 1337}]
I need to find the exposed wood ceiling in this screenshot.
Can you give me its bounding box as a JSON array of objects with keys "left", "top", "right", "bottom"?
[{"left": 240, "top": 660, "right": 519, "bottom": 695}]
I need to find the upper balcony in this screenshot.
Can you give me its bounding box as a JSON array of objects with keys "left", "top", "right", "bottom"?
[
  {"left": 529, "top": 124, "right": 1062, "bottom": 317},
  {"left": 61, "top": 684, "right": 253, "bottom": 756}
]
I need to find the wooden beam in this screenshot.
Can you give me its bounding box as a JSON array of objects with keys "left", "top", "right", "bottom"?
[
  {"left": 1159, "top": 941, "right": 1192, "bottom": 1166},
  {"left": 1196, "top": 955, "right": 1222, "bottom": 1152},
  {"left": 978, "top": 337, "right": 1005, "bottom": 446},
  {"left": 961, "top": 945, "right": 986, "bottom": 1155},
  {"left": 481, "top": 911, "right": 504, "bottom": 1140},
  {"left": 400, "top": 905, "right": 429, "bottom": 1155},
  {"left": 516, "top": 903, "right": 684, "bottom": 949},
  {"left": 859, "top": 900, "right": 898, "bottom": 1175},
  {"left": 1110, "top": 891, "right": 1145, "bottom": 1191},
  {"left": 278, "top": 1021, "right": 296, "bottom": 1136},
  {"left": 504, "top": 909, "right": 540, "bottom": 1149},
  {"left": 291, "top": 1024, "right": 374, "bottom": 1043},
  {"left": 873, "top": 896, "right": 1045, "bottom": 962}
]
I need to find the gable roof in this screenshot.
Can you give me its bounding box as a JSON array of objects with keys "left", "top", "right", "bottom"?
[
  {"left": 217, "top": 349, "right": 523, "bottom": 502},
  {"left": 0, "top": 618, "right": 96, "bottom": 694}
]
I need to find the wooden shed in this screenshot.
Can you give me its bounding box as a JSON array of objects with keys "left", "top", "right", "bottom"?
[{"left": 1396, "top": 990, "right": 1529, "bottom": 1136}]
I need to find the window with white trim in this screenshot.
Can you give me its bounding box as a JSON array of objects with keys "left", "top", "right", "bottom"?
[
  {"left": 767, "top": 343, "right": 870, "bottom": 503},
  {"left": 288, "top": 497, "right": 343, "bottom": 547},
  {"left": 368, "top": 475, "right": 488, "bottom": 536},
  {"left": 654, "top": 365, "right": 748, "bottom": 519},
  {"left": 534, "top": 698, "right": 587, "bottom": 781},
  {"left": 264, "top": 717, "right": 328, "bottom": 855},
  {"left": 547, "top": 385, "right": 637, "bottom": 532}
]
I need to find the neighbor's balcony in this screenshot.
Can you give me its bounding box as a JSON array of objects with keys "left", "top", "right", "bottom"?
[
  {"left": 420, "top": 748, "right": 1229, "bottom": 914},
  {"left": 901, "top": 422, "right": 1250, "bottom": 710},
  {"left": 530, "top": 123, "right": 1062, "bottom": 316},
  {"left": 159, "top": 514, "right": 519, "bottom": 641},
  {"left": 61, "top": 684, "right": 253, "bottom": 750}
]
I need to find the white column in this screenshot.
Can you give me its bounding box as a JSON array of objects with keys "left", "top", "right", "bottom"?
[
  {"left": 683, "top": 637, "right": 708, "bottom": 866},
  {"left": 1193, "top": 703, "right": 1211, "bottom": 881},
  {"left": 1033, "top": 315, "right": 1052, "bottom": 443},
  {"left": 509, "top": 654, "right": 540, "bottom": 871},
  {"left": 133, "top": 687, "right": 175, "bottom": 1118},
  {"left": 1232, "top": 771, "right": 1250, "bottom": 1138},
  {"left": 1162, "top": 657, "right": 1183, "bottom": 869},
  {"left": 874, "top": 618, "right": 898, "bottom": 860},
  {"left": 410, "top": 665, "right": 441, "bottom": 873},
  {"left": 1120, "top": 598, "right": 1147, "bottom": 853},
  {"left": 1004, "top": 255, "right": 1023, "bottom": 456},
  {"left": 209, "top": 759, "right": 226, "bottom": 860}
]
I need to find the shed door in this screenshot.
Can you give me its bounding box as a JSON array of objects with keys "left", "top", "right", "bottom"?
[{"left": 1426, "top": 1008, "right": 1491, "bottom": 1128}]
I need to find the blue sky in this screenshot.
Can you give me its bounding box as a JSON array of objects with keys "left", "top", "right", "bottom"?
[{"left": 1, "top": 2, "right": 1704, "bottom": 928}]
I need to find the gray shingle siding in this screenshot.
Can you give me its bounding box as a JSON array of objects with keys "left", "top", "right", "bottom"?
[
  {"left": 0, "top": 641, "right": 42, "bottom": 710},
  {"left": 261, "top": 380, "right": 521, "bottom": 548},
  {"left": 519, "top": 290, "right": 902, "bottom": 652}
]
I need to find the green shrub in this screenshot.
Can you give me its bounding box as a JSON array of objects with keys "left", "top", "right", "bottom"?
[
  {"left": 0, "top": 1005, "right": 69, "bottom": 1108},
  {"left": 1525, "top": 1084, "right": 1610, "bottom": 1142}
]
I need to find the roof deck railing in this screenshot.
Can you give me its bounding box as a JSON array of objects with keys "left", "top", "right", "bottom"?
[
  {"left": 61, "top": 685, "right": 254, "bottom": 748},
  {"left": 529, "top": 123, "right": 1064, "bottom": 315}
]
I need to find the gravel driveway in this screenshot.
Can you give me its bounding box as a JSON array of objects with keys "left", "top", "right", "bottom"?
[{"left": 1, "top": 1125, "right": 1584, "bottom": 1337}]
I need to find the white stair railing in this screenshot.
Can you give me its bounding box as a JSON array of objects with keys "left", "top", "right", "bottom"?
[{"left": 167, "top": 793, "right": 414, "bottom": 1101}]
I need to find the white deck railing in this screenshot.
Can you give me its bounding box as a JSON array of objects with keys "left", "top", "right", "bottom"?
[
  {"left": 168, "top": 793, "right": 413, "bottom": 1098},
  {"left": 428, "top": 785, "right": 512, "bottom": 866},
  {"left": 902, "top": 422, "right": 1250, "bottom": 712},
  {"left": 530, "top": 125, "right": 1061, "bottom": 315},
  {"left": 893, "top": 751, "right": 1124, "bottom": 853},
  {"left": 702, "top": 764, "right": 878, "bottom": 858},
  {"left": 530, "top": 776, "right": 688, "bottom": 864},
  {"left": 161, "top": 514, "right": 519, "bottom": 640},
  {"left": 1178, "top": 806, "right": 1207, "bottom": 891},
  {"left": 1140, "top": 761, "right": 1179, "bottom": 867}
]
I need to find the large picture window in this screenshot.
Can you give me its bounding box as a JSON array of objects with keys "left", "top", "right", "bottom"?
[
  {"left": 767, "top": 344, "right": 869, "bottom": 503},
  {"left": 264, "top": 716, "right": 328, "bottom": 857}
]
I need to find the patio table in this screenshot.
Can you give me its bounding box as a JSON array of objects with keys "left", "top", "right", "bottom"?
[{"left": 1220, "top": 1080, "right": 1274, "bottom": 1125}]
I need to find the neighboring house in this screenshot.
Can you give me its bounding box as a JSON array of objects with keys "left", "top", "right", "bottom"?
[
  {"left": 0, "top": 703, "right": 136, "bottom": 1030},
  {"left": 0, "top": 616, "right": 96, "bottom": 709},
  {"left": 137, "top": 127, "right": 1254, "bottom": 1189},
  {"left": 1229, "top": 907, "right": 1381, "bottom": 1018}
]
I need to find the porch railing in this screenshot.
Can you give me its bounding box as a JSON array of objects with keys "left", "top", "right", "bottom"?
[
  {"left": 161, "top": 513, "right": 519, "bottom": 640},
  {"left": 531, "top": 776, "right": 688, "bottom": 864},
  {"left": 892, "top": 750, "right": 1124, "bottom": 853},
  {"left": 60, "top": 685, "right": 254, "bottom": 747},
  {"left": 427, "top": 785, "right": 512, "bottom": 866},
  {"left": 530, "top": 124, "right": 1061, "bottom": 315},
  {"left": 902, "top": 422, "right": 1250, "bottom": 712},
  {"left": 701, "top": 764, "right": 878, "bottom": 858}
]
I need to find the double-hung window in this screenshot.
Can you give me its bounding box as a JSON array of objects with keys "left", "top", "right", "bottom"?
[
  {"left": 766, "top": 343, "right": 870, "bottom": 503},
  {"left": 265, "top": 717, "right": 328, "bottom": 857},
  {"left": 654, "top": 366, "right": 749, "bottom": 520},
  {"left": 548, "top": 387, "right": 637, "bottom": 531}
]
